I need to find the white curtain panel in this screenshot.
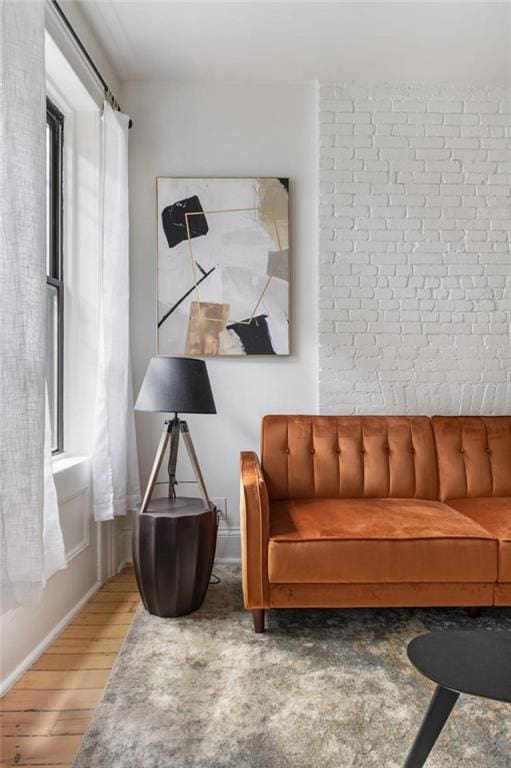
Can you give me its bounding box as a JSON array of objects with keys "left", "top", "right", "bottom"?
[
  {"left": 92, "top": 103, "right": 140, "bottom": 522},
  {"left": 0, "top": 0, "right": 66, "bottom": 605}
]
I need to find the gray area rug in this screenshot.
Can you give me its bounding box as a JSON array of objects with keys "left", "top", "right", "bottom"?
[{"left": 73, "top": 567, "right": 511, "bottom": 768}]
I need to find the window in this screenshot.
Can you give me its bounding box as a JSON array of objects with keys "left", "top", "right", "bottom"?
[{"left": 46, "top": 98, "right": 64, "bottom": 454}]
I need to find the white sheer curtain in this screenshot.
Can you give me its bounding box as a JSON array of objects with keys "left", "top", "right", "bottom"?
[
  {"left": 92, "top": 103, "right": 140, "bottom": 522},
  {"left": 0, "top": 0, "right": 66, "bottom": 605}
]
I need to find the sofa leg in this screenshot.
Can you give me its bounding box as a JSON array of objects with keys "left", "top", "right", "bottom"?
[
  {"left": 252, "top": 609, "right": 265, "bottom": 633},
  {"left": 467, "top": 607, "right": 481, "bottom": 619}
]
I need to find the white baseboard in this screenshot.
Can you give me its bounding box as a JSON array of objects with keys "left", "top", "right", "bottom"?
[
  {"left": 0, "top": 580, "right": 101, "bottom": 696},
  {"left": 215, "top": 527, "right": 241, "bottom": 564}
]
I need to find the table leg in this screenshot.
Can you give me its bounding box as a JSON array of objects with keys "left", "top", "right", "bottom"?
[{"left": 403, "top": 685, "right": 460, "bottom": 768}]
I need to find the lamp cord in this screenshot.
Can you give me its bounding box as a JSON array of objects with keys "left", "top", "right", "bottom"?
[{"left": 167, "top": 449, "right": 177, "bottom": 499}]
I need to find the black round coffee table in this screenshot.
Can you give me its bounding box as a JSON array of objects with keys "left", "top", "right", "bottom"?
[{"left": 403, "top": 630, "right": 511, "bottom": 767}]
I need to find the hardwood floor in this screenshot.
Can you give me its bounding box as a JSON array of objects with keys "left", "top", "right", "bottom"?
[{"left": 1, "top": 567, "right": 139, "bottom": 767}]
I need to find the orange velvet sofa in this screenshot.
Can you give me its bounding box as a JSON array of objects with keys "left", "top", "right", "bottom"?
[{"left": 240, "top": 415, "right": 511, "bottom": 632}]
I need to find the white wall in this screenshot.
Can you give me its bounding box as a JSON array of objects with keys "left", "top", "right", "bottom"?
[
  {"left": 123, "top": 81, "right": 318, "bottom": 556},
  {"left": 319, "top": 82, "right": 511, "bottom": 414}
]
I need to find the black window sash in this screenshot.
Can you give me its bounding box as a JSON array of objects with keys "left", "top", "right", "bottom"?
[{"left": 46, "top": 98, "right": 64, "bottom": 455}]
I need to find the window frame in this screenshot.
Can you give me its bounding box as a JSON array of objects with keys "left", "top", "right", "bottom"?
[{"left": 46, "top": 97, "right": 65, "bottom": 455}]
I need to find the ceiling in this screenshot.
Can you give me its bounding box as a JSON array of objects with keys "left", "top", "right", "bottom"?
[{"left": 75, "top": 1, "right": 510, "bottom": 85}]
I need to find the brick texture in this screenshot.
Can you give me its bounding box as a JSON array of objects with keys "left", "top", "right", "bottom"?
[{"left": 319, "top": 83, "right": 511, "bottom": 414}]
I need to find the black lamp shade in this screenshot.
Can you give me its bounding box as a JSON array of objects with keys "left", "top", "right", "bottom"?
[{"left": 135, "top": 357, "right": 216, "bottom": 414}]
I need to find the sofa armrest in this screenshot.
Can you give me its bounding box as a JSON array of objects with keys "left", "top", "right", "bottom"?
[{"left": 240, "top": 451, "right": 270, "bottom": 609}]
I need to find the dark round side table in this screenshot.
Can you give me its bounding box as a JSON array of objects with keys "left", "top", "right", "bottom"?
[
  {"left": 403, "top": 630, "right": 511, "bottom": 767},
  {"left": 133, "top": 497, "right": 218, "bottom": 618}
]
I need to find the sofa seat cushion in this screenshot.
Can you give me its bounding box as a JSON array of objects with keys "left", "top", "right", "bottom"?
[
  {"left": 447, "top": 498, "right": 511, "bottom": 582},
  {"left": 268, "top": 498, "right": 497, "bottom": 584}
]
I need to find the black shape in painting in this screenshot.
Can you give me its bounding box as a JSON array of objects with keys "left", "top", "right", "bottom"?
[
  {"left": 278, "top": 178, "right": 289, "bottom": 192},
  {"left": 161, "top": 195, "right": 209, "bottom": 248},
  {"left": 227, "top": 315, "right": 276, "bottom": 355}
]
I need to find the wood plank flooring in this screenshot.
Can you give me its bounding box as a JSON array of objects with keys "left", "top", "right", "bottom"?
[{"left": 1, "top": 567, "right": 139, "bottom": 767}]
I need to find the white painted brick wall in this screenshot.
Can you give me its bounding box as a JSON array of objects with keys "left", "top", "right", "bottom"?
[{"left": 319, "top": 82, "right": 511, "bottom": 414}]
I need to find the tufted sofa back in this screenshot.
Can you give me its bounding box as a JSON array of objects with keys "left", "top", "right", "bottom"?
[
  {"left": 261, "top": 415, "right": 438, "bottom": 501},
  {"left": 432, "top": 416, "right": 511, "bottom": 500}
]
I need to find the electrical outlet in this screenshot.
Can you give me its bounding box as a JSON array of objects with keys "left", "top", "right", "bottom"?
[{"left": 212, "top": 497, "right": 227, "bottom": 523}]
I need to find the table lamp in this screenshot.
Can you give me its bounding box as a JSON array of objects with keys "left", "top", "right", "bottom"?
[{"left": 135, "top": 356, "right": 216, "bottom": 513}]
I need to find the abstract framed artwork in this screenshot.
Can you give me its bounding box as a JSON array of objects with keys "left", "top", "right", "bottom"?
[{"left": 156, "top": 177, "right": 290, "bottom": 356}]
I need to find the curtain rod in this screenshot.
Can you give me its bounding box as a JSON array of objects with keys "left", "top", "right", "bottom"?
[{"left": 49, "top": 0, "right": 133, "bottom": 129}]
